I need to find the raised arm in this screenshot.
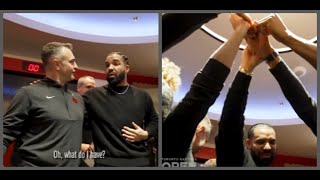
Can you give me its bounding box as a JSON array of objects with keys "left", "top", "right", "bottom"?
[
  {"left": 216, "top": 20, "right": 268, "bottom": 166},
  {"left": 267, "top": 53, "right": 317, "bottom": 136},
  {"left": 258, "top": 13, "right": 317, "bottom": 69},
  {"left": 163, "top": 13, "right": 252, "bottom": 162}
]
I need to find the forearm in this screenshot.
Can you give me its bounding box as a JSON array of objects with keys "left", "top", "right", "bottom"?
[
  {"left": 211, "top": 25, "right": 248, "bottom": 68},
  {"left": 216, "top": 71, "right": 251, "bottom": 166},
  {"left": 282, "top": 32, "right": 317, "bottom": 69},
  {"left": 270, "top": 60, "right": 317, "bottom": 135},
  {"left": 163, "top": 60, "right": 229, "bottom": 159}
]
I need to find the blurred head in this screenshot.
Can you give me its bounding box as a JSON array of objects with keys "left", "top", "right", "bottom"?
[
  {"left": 105, "top": 52, "right": 129, "bottom": 86},
  {"left": 162, "top": 57, "right": 181, "bottom": 120},
  {"left": 246, "top": 123, "right": 276, "bottom": 166},
  {"left": 191, "top": 115, "right": 212, "bottom": 154},
  {"left": 162, "top": 57, "right": 181, "bottom": 93},
  {"left": 41, "top": 42, "right": 78, "bottom": 84},
  {"left": 202, "top": 158, "right": 216, "bottom": 167},
  {"left": 162, "top": 80, "right": 174, "bottom": 120},
  {"left": 77, "top": 76, "right": 96, "bottom": 95}
]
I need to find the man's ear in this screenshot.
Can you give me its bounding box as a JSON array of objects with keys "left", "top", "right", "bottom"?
[
  {"left": 125, "top": 64, "right": 130, "bottom": 73},
  {"left": 52, "top": 59, "right": 60, "bottom": 70},
  {"left": 245, "top": 138, "right": 251, "bottom": 150}
]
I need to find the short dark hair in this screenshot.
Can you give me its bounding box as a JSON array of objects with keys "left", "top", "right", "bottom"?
[
  {"left": 247, "top": 123, "right": 274, "bottom": 140},
  {"left": 107, "top": 52, "right": 129, "bottom": 65},
  {"left": 41, "top": 42, "right": 73, "bottom": 67}
]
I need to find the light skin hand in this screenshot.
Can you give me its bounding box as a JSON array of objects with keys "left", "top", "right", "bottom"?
[
  {"left": 230, "top": 13, "right": 252, "bottom": 35},
  {"left": 240, "top": 46, "right": 264, "bottom": 73},
  {"left": 241, "top": 26, "right": 274, "bottom": 73},
  {"left": 246, "top": 21, "right": 274, "bottom": 60},
  {"left": 81, "top": 143, "right": 94, "bottom": 152},
  {"left": 122, "top": 122, "right": 148, "bottom": 142},
  {"left": 210, "top": 13, "right": 252, "bottom": 69},
  {"left": 236, "top": 13, "right": 253, "bottom": 25}
]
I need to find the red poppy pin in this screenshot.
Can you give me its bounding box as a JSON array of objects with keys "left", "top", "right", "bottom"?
[{"left": 72, "top": 97, "right": 78, "bottom": 104}]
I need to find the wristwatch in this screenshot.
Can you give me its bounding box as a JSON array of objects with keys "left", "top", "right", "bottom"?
[
  {"left": 239, "top": 66, "right": 252, "bottom": 76},
  {"left": 264, "top": 51, "right": 279, "bottom": 62}
]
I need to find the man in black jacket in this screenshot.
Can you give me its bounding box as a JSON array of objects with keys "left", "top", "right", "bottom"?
[{"left": 3, "top": 42, "right": 84, "bottom": 167}]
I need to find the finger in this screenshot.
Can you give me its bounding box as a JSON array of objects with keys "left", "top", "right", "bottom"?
[
  {"left": 132, "top": 122, "right": 140, "bottom": 129},
  {"left": 122, "top": 133, "right": 135, "bottom": 140},
  {"left": 126, "top": 138, "right": 135, "bottom": 142},
  {"left": 123, "top": 126, "right": 136, "bottom": 134},
  {"left": 257, "top": 14, "right": 274, "bottom": 25},
  {"left": 122, "top": 128, "right": 136, "bottom": 136},
  {"left": 236, "top": 13, "right": 252, "bottom": 25},
  {"left": 88, "top": 145, "right": 94, "bottom": 152}
]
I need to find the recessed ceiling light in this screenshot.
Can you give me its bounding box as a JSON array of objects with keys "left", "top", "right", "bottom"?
[
  {"left": 293, "top": 66, "right": 307, "bottom": 78},
  {"left": 133, "top": 16, "right": 139, "bottom": 21}
]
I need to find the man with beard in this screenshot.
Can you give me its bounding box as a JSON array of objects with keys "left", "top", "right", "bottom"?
[
  {"left": 215, "top": 18, "right": 276, "bottom": 167},
  {"left": 246, "top": 123, "right": 276, "bottom": 166},
  {"left": 82, "top": 52, "right": 158, "bottom": 167}
]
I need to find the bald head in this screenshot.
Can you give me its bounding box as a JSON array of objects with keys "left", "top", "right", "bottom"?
[{"left": 77, "top": 76, "right": 96, "bottom": 95}]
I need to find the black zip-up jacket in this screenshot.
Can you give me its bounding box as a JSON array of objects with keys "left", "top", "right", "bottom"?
[{"left": 3, "top": 78, "right": 85, "bottom": 167}]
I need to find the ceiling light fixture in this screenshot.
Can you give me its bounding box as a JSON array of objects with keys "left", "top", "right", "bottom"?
[
  {"left": 133, "top": 16, "right": 139, "bottom": 21},
  {"left": 293, "top": 66, "right": 307, "bottom": 78}
]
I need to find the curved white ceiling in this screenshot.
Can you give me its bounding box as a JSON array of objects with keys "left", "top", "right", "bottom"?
[{"left": 3, "top": 13, "right": 158, "bottom": 44}]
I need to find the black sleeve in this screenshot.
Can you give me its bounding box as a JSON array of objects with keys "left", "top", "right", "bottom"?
[
  {"left": 3, "top": 88, "right": 31, "bottom": 155},
  {"left": 163, "top": 59, "right": 229, "bottom": 161},
  {"left": 270, "top": 60, "right": 317, "bottom": 136},
  {"left": 82, "top": 106, "right": 93, "bottom": 144},
  {"left": 215, "top": 72, "right": 253, "bottom": 167},
  {"left": 82, "top": 92, "right": 93, "bottom": 143},
  {"left": 144, "top": 93, "right": 158, "bottom": 138},
  {"left": 162, "top": 13, "right": 219, "bottom": 52}
]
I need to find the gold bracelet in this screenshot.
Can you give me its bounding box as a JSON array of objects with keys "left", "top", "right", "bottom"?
[{"left": 239, "top": 66, "right": 253, "bottom": 76}]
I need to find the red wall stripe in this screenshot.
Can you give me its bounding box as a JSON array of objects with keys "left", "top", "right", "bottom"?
[{"left": 3, "top": 56, "right": 158, "bottom": 85}]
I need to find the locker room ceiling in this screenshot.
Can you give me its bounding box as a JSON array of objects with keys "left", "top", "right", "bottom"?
[
  {"left": 3, "top": 13, "right": 158, "bottom": 78},
  {"left": 163, "top": 13, "right": 317, "bottom": 125}
]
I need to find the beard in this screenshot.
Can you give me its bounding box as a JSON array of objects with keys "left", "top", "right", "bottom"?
[
  {"left": 107, "top": 71, "right": 126, "bottom": 86},
  {"left": 250, "top": 150, "right": 275, "bottom": 167}
]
